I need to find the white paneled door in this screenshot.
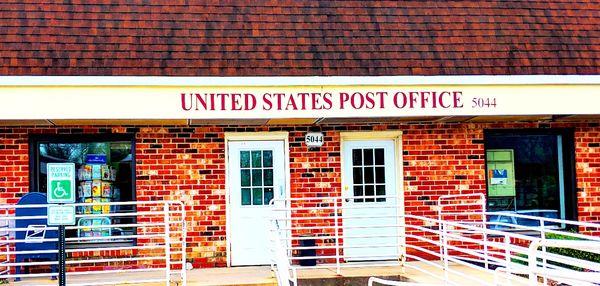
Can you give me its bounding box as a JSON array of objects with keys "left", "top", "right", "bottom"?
[
  {"left": 342, "top": 140, "right": 400, "bottom": 261},
  {"left": 228, "top": 140, "right": 285, "bottom": 266}
]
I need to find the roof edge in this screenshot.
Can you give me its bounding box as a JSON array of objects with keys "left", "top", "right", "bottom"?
[{"left": 0, "top": 75, "right": 599, "bottom": 86}]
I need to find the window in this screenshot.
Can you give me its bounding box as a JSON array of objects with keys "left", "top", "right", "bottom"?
[
  {"left": 30, "top": 134, "right": 135, "bottom": 245},
  {"left": 239, "top": 150, "right": 274, "bottom": 205},
  {"left": 351, "top": 148, "right": 386, "bottom": 202},
  {"left": 484, "top": 130, "right": 576, "bottom": 227}
]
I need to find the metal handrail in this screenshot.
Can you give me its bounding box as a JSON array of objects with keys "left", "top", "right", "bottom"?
[
  {"left": 0, "top": 200, "right": 186, "bottom": 286},
  {"left": 270, "top": 195, "right": 600, "bottom": 286}
]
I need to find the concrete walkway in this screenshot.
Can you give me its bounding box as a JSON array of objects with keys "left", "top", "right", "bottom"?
[{"left": 10, "top": 262, "right": 528, "bottom": 285}]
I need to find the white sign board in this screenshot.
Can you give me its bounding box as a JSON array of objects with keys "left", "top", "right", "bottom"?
[
  {"left": 0, "top": 83, "right": 599, "bottom": 120},
  {"left": 46, "top": 163, "right": 76, "bottom": 203},
  {"left": 47, "top": 205, "right": 76, "bottom": 226},
  {"left": 305, "top": 132, "right": 325, "bottom": 147}
]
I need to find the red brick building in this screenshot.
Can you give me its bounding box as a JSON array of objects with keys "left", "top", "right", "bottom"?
[{"left": 0, "top": 0, "right": 599, "bottom": 269}]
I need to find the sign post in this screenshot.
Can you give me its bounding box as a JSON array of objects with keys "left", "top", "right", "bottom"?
[{"left": 46, "top": 163, "right": 76, "bottom": 286}]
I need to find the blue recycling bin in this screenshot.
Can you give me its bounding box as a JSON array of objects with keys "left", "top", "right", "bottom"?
[{"left": 15, "top": 192, "right": 57, "bottom": 280}]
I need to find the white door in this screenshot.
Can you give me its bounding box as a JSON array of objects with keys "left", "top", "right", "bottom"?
[
  {"left": 228, "top": 140, "right": 285, "bottom": 266},
  {"left": 342, "top": 140, "right": 399, "bottom": 261}
]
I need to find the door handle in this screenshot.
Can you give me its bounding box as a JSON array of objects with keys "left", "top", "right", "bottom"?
[{"left": 343, "top": 185, "right": 351, "bottom": 202}]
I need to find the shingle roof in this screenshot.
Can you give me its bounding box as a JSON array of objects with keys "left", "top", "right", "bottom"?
[{"left": 0, "top": 0, "right": 598, "bottom": 76}]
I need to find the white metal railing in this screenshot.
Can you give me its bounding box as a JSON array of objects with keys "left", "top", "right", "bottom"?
[
  {"left": 368, "top": 277, "right": 442, "bottom": 286},
  {"left": 0, "top": 200, "right": 186, "bottom": 286},
  {"left": 438, "top": 194, "right": 600, "bottom": 286},
  {"left": 270, "top": 195, "right": 600, "bottom": 286}
]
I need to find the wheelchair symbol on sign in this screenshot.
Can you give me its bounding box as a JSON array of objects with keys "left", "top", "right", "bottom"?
[{"left": 52, "top": 181, "right": 68, "bottom": 198}]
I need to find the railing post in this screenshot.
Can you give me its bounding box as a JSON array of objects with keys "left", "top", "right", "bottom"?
[
  {"left": 442, "top": 220, "right": 449, "bottom": 283},
  {"left": 528, "top": 240, "right": 540, "bottom": 286},
  {"left": 437, "top": 201, "right": 444, "bottom": 261},
  {"left": 180, "top": 202, "right": 187, "bottom": 286},
  {"left": 504, "top": 235, "right": 511, "bottom": 286},
  {"left": 482, "top": 212, "right": 489, "bottom": 269},
  {"left": 163, "top": 203, "right": 171, "bottom": 286},
  {"left": 334, "top": 199, "right": 341, "bottom": 275},
  {"left": 540, "top": 220, "right": 547, "bottom": 286}
]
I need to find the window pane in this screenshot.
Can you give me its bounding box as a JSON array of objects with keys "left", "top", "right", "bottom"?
[
  {"left": 363, "top": 149, "right": 374, "bottom": 165},
  {"left": 264, "top": 187, "right": 274, "bottom": 204},
  {"left": 375, "top": 167, "right": 385, "bottom": 183},
  {"left": 263, "top": 151, "right": 273, "bottom": 167},
  {"left": 263, "top": 169, "right": 273, "bottom": 186},
  {"left": 252, "top": 169, "right": 263, "bottom": 186},
  {"left": 376, "top": 185, "right": 386, "bottom": 196},
  {"left": 375, "top": 148, "right": 384, "bottom": 165},
  {"left": 251, "top": 151, "right": 262, "bottom": 167},
  {"left": 365, "top": 185, "right": 375, "bottom": 202},
  {"left": 352, "top": 149, "right": 362, "bottom": 166},
  {"left": 252, "top": 188, "right": 263, "bottom": 205},
  {"left": 241, "top": 188, "right": 251, "bottom": 205},
  {"left": 364, "top": 167, "right": 374, "bottom": 184},
  {"left": 240, "top": 151, "right": 250, "bottom": 168},
  {"left": 376, "top": 185, "right": 386, "bottom": 202},
  {"left": 353, "top": 167, "right": 363, "bottom": 184},
  {"left": 353, "top": 185, "right": 364, "bottom": 203},
  {"left": 240, "top": 169, "right": 251, "bottom": 186}
]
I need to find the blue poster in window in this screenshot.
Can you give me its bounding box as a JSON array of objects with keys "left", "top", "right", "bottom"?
[
  {"left": 491, "top": 169, "right": 508, "bottom": 185},
  {"left": 85, "top": 154, "right": 107, "bottom": 164}
]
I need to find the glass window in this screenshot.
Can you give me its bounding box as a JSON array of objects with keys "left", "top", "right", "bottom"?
[
  {"left": 31, "top": 135, "right": 135, "bottom": 245},
  {"left": 351, "top": 148, "right": 386, "bottom": 202},
  {"left": 485, "top": 131, "right": 575, "bottom": 228},
  {"left": 240, "top": 149, "right": 275, "bottom": 206}
]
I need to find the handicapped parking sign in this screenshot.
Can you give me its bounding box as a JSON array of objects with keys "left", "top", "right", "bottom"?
[{"left": 46, "top": 163, "right": 76, "bottom": 203}]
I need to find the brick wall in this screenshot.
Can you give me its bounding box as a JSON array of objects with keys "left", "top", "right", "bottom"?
[
  {"left": 0, "top": 121, "right": 598, "bottom": 268},
  {"left": 575, "top": 125, "right": 600, "bottom": 235}
]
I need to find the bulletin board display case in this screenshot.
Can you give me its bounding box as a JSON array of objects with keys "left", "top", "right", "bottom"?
[{"left": 76, "top": 154, "right": 121, "bottom": 239}]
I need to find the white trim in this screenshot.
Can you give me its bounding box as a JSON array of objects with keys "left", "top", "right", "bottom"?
[
  {"left": 224, "top": 132, "right": 290, "bottom": 141},
  {"left": 340, "top": 131, "right": 404, "bottom": 141},
  {"left": 0, "top": 75, "right": 599, "bottom": 86},
  {"left": 557, "top": 135, "right": 566, "bottom": 221},
  {"left": 223, "top": 132, "right": 290, "bottom": 266}
]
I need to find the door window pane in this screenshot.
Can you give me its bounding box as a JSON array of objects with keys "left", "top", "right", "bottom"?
[
  {"left": 252, "top": 169, "right": 263, "bottom": 186},
  {"left": 264, "top": 187, "right": 274, "bottom": 204},
  {"left": 365, "top": 185, "right": 375, "bottom": 202},
  {"left": 241, "top": 188, "right": 251, "bottom": 205},
  {"left": 263, "top": 151, "right": 273, "bottom": 167},
  {"left": 252, "top": 188, "right": 263, "bottom": 205},
  {"left": 263, "top": 169, "right": 273, "bottom": 186},
  {"left": 364, "top": 167, "right": 374, "bottom": 184},
  {"left": 363, "top": 149, "right": 374, "bottom": 165},
  {"left": 375, "top": 148, "right": 385, "bottom": 165},
  {"left": 376, "top": 185, "right": 386, "bottom": 202},
  {"left": 241, "top": 170, "right": 251, "bottom": 186},
  {"left": 251, "top": 151, "right": 262, "bottom": 167},
  {"left": 353, "top": 186, "right": 364, "bottom": 203},
  {"left": 240, "top": 151, "right": 250, "bottom": 168},
  {"left": 375, "top": 167, "right": 385, "bottom": 183},
  {"left": 352, "top": 149, "right": 362, "bottom": 165},
  {"left": 353, "top": 167, "right": 363, "bottom": 184}
]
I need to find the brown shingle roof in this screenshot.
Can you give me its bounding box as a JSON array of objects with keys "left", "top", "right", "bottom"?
[{"left": 0, "top": 0, "right": 598, "bottom": 76}]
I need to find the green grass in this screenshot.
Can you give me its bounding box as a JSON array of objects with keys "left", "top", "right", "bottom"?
[{"left": 511, "top": 231, "right": 600, "bottom": 271}]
